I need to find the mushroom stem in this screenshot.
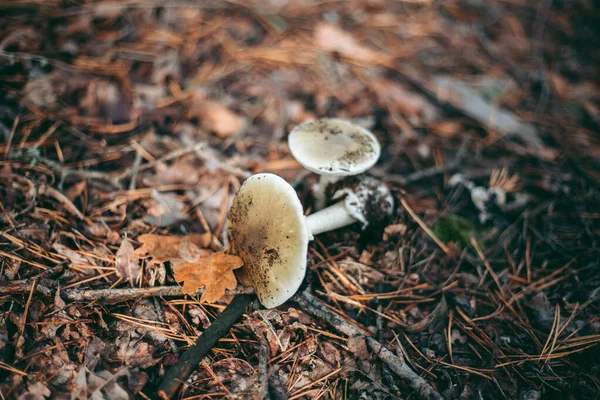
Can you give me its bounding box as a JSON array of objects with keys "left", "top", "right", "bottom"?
[
  {"left": 305, "top": 200, "right": 357, "bottom": 236},
  {"left": 312, "top": 175, "right": 340, "bottom": 210}
]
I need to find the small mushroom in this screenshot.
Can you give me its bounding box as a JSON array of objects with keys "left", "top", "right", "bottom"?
[
  {"left": 288, "top": 118, "right": 381, "bottom": 209},
  {"left": 449, "top": 173, "right": 507, "bottom": 223},
  {"left": 228, "top": 173, "right": 393, "bottom": 307},
  {"left": 307, "top": 175, "right": 394, "bottom": 235}
]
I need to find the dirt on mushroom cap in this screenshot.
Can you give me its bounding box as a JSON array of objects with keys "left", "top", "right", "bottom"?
[
  {"left": 288, "top": 119, "right": 380, "bottom": 175},
  {"left": 227, "top": 174, "right": 309, "bottom": 308}
]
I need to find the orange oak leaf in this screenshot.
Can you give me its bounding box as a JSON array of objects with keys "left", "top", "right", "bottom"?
[
  {"left": 133, "top": 233, "right": 211, "bottom": 264},
  {"left": 172, "top": 251, "right": 243, "bottom": 303}
]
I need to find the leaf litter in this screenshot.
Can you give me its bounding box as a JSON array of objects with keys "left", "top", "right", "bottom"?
[
  {"left": 0, "top": 1, "right": 599, "bottom": 399},
  {"left": 172, "top": 250, "right": 243, "bottom": 303}
]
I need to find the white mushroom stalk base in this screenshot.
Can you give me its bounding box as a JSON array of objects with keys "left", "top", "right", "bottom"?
[
  {"left": 305, "top": 200, "right": 357, "bottom": 237},
  {"left": 305, "top": 176, "right": 394, "bottom": 238},
  {"left": 311, "top": 174, "right": 340, "bottom": 210}
]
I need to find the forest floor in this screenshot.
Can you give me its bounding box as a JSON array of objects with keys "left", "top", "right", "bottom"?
[{"left": 0, "top": 1, "right": 599, "bottom": 399}]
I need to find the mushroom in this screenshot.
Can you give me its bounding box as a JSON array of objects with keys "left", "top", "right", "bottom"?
[
  {"left": 228, "top": 173, "right": 393, "bottom": 307},
  {"left": 227, "top": 173, "right": 310, "bottom": 308},
  {"left": 449, "top": 173, "right": 507, "bottom": 223},
  {"left": 288, "top": 118, "right": 381, "bottom": 209},
  {"left": 160, "top": 172, "right": 394, "bottom": 396}
]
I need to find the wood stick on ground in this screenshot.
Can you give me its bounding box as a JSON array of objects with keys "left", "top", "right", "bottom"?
[
  {"left": 1, "top": 283, "right": 254, "bottom": 301},
  {"left": 38, "top": 184, "right": 85, "bottom": 220},
  {"left": 63, "top": 285, "right": 253, "bottom": 302},
  {"left": 157, "top": 294, "right": 255, "bottom": 399},
  {"left": 385, "top": 138, "right": 470, "bottom": 185},
  {"left": 294, "top": 290, "right": 442, "bottom": 400}
]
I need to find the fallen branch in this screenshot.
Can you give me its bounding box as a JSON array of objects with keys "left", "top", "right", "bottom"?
[
  {"left": 63, "top": 285, "right": 253, "bottom": 302},
  {"left": 157, "top": 294, "right": 255, "bottom": 399},
  {"left": 38, "top": 184, "right": 85, "bottom": 220},
  {"left": 0, "top": 284, "right": 254, "bottom": 301},
  {"left": 294, "top": 290, "right": 442, "bottom": 400},
  {"left": 384, "top": 138, "right": 470, "bottom": 185},
  {"left": 432, "top": 75, "right": 543, "bottom": 150}
]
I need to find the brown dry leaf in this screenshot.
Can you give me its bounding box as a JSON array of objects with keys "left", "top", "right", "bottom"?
[
  {"left": 430, "top": 120, "right": 463, "bottom": 137},
  {"left": 188, "top": 96, "right": 245, "bottom": 138},
  {"left": 79, "top": 79, "right": 132, "bottom": 123},
  {"left": 142, "top": 159, "right": 201, "bottom": 186},
  {"left": 143, "top": 190, "right": 188, "bottom": 227},
  {"left": 172, "top": 251, "right": 243, "bottom": 303},
  {"left": 315, "top": 23, "right": 387, "bottom": 64},
  {"left": 133, "top": 233, "right": 211, "bottom": 264},
  {"left": 347, "top": 335, "right": 370, "bottom": 361},
  {"left": 115, "top": 238, "right": 139, "bottom": 286},
  {"left": 52, "top": 243, "right": 90, "bottom": 264}
]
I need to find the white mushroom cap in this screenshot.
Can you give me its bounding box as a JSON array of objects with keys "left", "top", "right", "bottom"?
[
  {"left": 288, "top": 118, "right": 381, "bottom": 176},
  {"left": 227, "top": 173, "right": 310, "bottom": 308}
]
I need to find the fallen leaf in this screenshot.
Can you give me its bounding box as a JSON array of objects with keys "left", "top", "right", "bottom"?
[
  {"left": 52, "top": 243, "right": 90, "bottom": 264},
  {"left": 172, "top": 250, "right": 243, "bottom": 303},
  {"left": 79, "top": 79, "right": 132, "bottom": 123},
  {"left": 143, "top": 190, "right": 188, "bottom": 227},
  {"left": 133, "top": 233, "right": 211, "bottom": 264},
  {"left": 188, "top": 96, "right": 245, "bottom": 138},
  {"left": 142, "top": 159, "right": 201, "bottom": 186},
  {"left": 347, "top": 335, "right": 370, "bottom": 361},
  {"left": 430, "top": 120, "right": 463, "bottom": 137},
  {"left": 178, "top": 239, "right": 203, "bottom": 262},
  {"left": 115, "top": 238, "right": 139, "bottom": 286}
]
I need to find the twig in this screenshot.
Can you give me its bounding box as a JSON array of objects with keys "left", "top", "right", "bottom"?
[
  {"left": 15, "top": 279, "right": 36, "bottom": 360},
  {"left": 383, "top": 139, "right": 470, "bottom": 185},
  {"left": 11, "top": 148, "right": 121, "bottom": 188},
  {"left": 377, "top": 303, "right": 402, "bottom": 395},
  {"left": 0, "top": 261, "right": 68, "bottom": 296},
  {"left": 268, "top": 365, "right": 289, "bottom": 400},
  {"left": 294, "top": 290, "right": 442, "bottom": 400},
  {"left": 122, "top": 142, "right": 206, "bottom": 177},
  {"left": 38, "top": 184, "right": 85, "bottom": 220},
  {"left": 63, "top": 285, "right": 253, "bottom": 302},
  {"left": 153, "top": 297, "right": 179, "bottom": 356},
  {"left": 256, "top": 340, "right": 269, "bottom": 399},
  {"left": 0, "top": 283, "right": 254, "bottom": 301},
  {"left": 246, "top": 311, "right": 271, "bottom": 399},
  {"left": 128, "top": 147, "right": 144, "bottom": 191},
  {"left": 157, "top": 294, "right": 255, "bottom": 399},
  {"left": 400, "top": 198, "right": 449, "bottom": 254},
  {"left": 0, "top": 51, "right": 80, "bottom": 74},
  {"left": 3, "top": 114, "right": 19, "bottom": 160}
]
